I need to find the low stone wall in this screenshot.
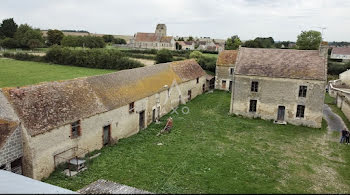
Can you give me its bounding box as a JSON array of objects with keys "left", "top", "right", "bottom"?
[{"left": 329, "top": 80, "right": 350, "bottom": 122}]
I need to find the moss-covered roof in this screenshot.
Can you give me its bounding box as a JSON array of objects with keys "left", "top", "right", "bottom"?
[
  {"left": 2, "top": 59, "right": 205, "bottom": 137},
  {"left": 216, "top": 50, "right": 238, "bottom": 67}
]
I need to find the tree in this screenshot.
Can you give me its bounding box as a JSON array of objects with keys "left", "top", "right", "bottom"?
[
  {"left": 156, "top": 49, "right": 173, "bottom": 63},
  {"left": 187, "top": 36, "right": 194, "bottom": 41},
  {"left": 47, "top": 29, "right": 64, "bottom": 46},
  {"left": 254, "top": 37, "right": 275, "bottom": 48},
  {"left": 102, "top": 35, "right": 115, "bottom": 43},
  {"left": 189, "top": 51, "right": 203, "bottom": 61},
  {"left": 15, "top": 24, "right": 44, "bottom": 49},
  {"left": 114, "top": 38, "right": 126, "bottom": 44},
  {"left": 0, "top": 38, "right": 19, "bottom": 48},
  {"left": 0, "top": 18, "right": 18, "bottom": 38},
  {"left": 296, "top": 30, "right": 322, "bottom": 50},
  {"left": 242, "top": 40, "right": 261, "bottom": 48},
  {"left": 225, "top": 35, "right": 241, "bottom": 50},
  {"left": 177, "top": 37, "right": 184, "bottom": 41}
]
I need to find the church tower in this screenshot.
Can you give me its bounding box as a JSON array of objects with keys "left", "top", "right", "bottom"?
[{"left": 155, "top": 24, "right": 167, "bottom": 37}]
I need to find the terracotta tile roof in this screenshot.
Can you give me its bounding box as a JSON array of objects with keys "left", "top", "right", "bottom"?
[
  {"left": 177, "top": 41, "right": 193, "bottom": 46},
  {"left": 0, "top": 119, "right": 18, "bottom": 149},
  {"left": 235, "top": 47, "right": 327, "bottom": 81},
  {"left": 216, "top": 50, "right": 238, "bottom": 67},
  {"left": 332, "top": 47, "right": 350, "bottom": 55},
  {"left": 135, "top": 33, "right": 173, "bottom": 43},
  {"left": 2, "top": 60, "right": 205, "bottom": 137}
]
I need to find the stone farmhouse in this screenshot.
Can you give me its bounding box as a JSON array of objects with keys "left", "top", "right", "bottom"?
[
  {"left": 0, "top": 59, "right": 207, "bottom": 180},
  {"left": 177, "top": 41, "right": 195, "bottom": 50},
  {"left": 330, "top": 47, "right": 350, "bottom": 62},
  {"left": 215, "top": 50, "right": 238, "bottom": 91},
  {"left": 230, "top": 46, "right": 328, "bottom": 128},
  {"left": 130, "top": 24, "right": 176, "bottom": 50}
]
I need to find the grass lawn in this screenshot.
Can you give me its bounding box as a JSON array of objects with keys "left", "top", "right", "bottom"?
[
  {"left": 0, "top": 58, "right": 114, "bottom": 88},
  {"left": 44, "top": 91, "right": 350, "bottom": 193}
]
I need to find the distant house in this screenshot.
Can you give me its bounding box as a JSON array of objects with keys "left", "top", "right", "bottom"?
[
  {"left": 215, "top": 50, "right": 238, "bottom": 91},
  {"left": 130, "top": 24, "right": 176, "bottom": 50},
  {"left": 177, "top": 41, "right": 195, "bottom": 50},
  {"left": 230, "top": 46, "right": 328, "bottom": 128},
  {"left": 330, "top": 47, "right": 350, "bottom": 62},
  {"left": 0, "top": 59, "right": 207, "bottom": 180}
]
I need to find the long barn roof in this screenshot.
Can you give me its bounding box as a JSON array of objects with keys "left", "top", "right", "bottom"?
[{"left": 2, "top": 59, "right": 205, "bottom": 136}]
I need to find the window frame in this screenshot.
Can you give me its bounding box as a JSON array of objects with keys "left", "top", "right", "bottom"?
[
  {"left": 298, "top": 85, "right": 307, "bottom": 98},
  {"left": 71, "top": 120, "right": 81, "bottom": 138},
  {"left": 129, "top": 102, "right": 135, "bottom": 113},
  {"left": 296, "top": 105, "right": 305, "bottom": 118},
  {"left": 249, "top": 100, "right": 257, "bottom": 112},
  {"left": 251, "top": 81, "right": 259, "bottom": 92}
]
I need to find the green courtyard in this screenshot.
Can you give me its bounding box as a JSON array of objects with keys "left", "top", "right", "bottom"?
[
  {"left": 0, "top": 58, "right": 114, "bottom": 88},
  {"left": 44, "top": 91, "right": 350, "bottom": 193}
]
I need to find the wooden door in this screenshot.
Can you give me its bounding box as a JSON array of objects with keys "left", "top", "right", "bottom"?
[
  {"left": 277, "top": 106, "right": 285, "bottom": 121},
  {"left": 139, "top": 111, "right": 145, "bottom": 130},
  {"left": 103, "top": 125, "right": 110, "bottom": 146}
]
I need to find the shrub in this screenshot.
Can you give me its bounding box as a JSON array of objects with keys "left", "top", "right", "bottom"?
[
  {"left": 0, "top": 37, "right": 19, "bottom": 48},
  {"left": 328, "top": 62, "right": 350, "bottom": 75},
  {"left": 45, "top": 47, "right": 143, "bottom": 70},
  {"left": 3, "top": 52, "right": 45, "bottom": 62},
  {"left": 156, "top": 49, "right": 173, "bottom": 63}
]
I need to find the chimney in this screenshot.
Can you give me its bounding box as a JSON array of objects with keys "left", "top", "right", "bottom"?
[{"left": 319, "top": 41, "right": 329, "bottom": 57}]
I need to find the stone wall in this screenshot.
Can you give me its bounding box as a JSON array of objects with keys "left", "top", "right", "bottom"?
[
  {"left": 231, "top": 75, "right": 325, "bottom": 128},
  {"left": 215, "top": 66, "right": 234, "bottom": 91},
  {"left": 329, "top": 81, "right": 350, "bottom": 123},
  {"left": 21, "top": 76, "right": 206, "bottom": 180},
  {"left": 0, "top": 126, "right": 23, "bottom": 174}
]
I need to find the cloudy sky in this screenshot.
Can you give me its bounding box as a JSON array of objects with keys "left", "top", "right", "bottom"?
[{"left": 1, "top": 0, "right": 349, "bottom": 41}]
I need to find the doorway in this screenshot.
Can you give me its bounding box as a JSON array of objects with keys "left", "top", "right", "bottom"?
[
  {"left": 152, "top": 109, "right": 156, "bottom": 122},
  {"left": 277, "top": 106, "right": 285, "bottom": 121},
  {"left": 229, "top": 81, "right": 233, "bottom": 92},
  {"left": 103, "top": 125, "right": 111, "bottom": 146},
  {"left": 222, "top": 80, "right": 226, "bottom": 89},
  {"left": 139, "top": 111, "right": 145, "bottom": 130}
]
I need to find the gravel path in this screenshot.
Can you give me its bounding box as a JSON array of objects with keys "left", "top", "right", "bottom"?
[{"left": 323, "top": 104, "right": 347, "bottom": 132}]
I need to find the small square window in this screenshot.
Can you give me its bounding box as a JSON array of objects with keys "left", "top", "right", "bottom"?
[
  {"left": 129, "top": 102, "right": 135, "bottom": 113},
  {"left": 251, "top": 81, "right": 259, "bottom": 92},
  {"left": 296, "top": 105, "right": 305, "bottom": 118},
  {"left": 299, "top": 86, "right": 307, "bottom": 97},
  {"left": 71, "top": 120, "right": 81, "bottom": 138},
  {"left": 249, "top": 100, "right": 257, "bottom": 112}
]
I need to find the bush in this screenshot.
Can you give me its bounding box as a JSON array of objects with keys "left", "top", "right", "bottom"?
[
  {"left": 3, "top": 52, "right": 45, "bottom": 62},
  {"left": 328, "top": 62, "right": 350, "bottom": 75},
  {"left": 61, "top": 36, "right": 106, "bottom": 48},
  {"left": 0, "top": 37, "right": 19, "bottom": 48},
  {"left": 155, "top": 49, "right": 173, "bottom": 63},
  {"left": 45, "top": 46, "right": 143, "bottom": 70}
]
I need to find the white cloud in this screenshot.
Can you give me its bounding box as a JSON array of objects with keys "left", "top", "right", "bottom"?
[{"left": 0, "top": 0, "right": 349, "bottom": 41}]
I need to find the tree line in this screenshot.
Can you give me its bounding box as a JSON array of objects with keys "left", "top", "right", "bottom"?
[
  {"left": 0, "top": 18, "right": 126, "bottom": 49},
  {"left": 224, "top": 30, "right": 323, "bottom": 50}
]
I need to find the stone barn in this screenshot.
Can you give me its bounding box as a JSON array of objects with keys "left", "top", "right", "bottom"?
[
  {"left": 215, "top": 50, "right": 238, "bottom": 91},
  {"left": 230, "top": 47, "right": 327, "bottom": 128},
  {"left": 0, "top": 59, "right": 207, "bottom": 180}
]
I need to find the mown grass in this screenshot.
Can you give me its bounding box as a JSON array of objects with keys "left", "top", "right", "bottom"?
[
  {"left": 0, "top": 58, "right": 114, "bottom": 88},
  {"left": 44, "top": 91, "right": 350, "bottom": 193}
]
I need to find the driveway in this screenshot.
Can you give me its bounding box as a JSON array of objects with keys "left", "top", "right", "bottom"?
[{"left": 323, "top": 104, "right": 347, "bottom": 132}]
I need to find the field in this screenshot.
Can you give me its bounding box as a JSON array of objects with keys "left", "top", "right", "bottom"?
[
  {"left": 44, "top": 91, "right": 350, "bottom": 193},
  {"left": 0, "top": 58, "right": 114, "bottom": 88}
]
